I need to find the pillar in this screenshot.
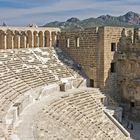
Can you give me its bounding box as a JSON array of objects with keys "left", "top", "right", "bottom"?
[
  {"left": 37, "top": 34, "right": 39, "bottom": 47},
  {"left": 42, "top": 33, "right": 45, "bottom": 47},
  {"left": 18, "top": 35, "right": 20, "bottom": 48},
  {"left": 33, "top": 31, "right": 37, "bottom": 48},
  {"left": 0, "top": 31, "right": 5, "bottom": 49},
  {"left": 24, "top": 36, "right": 27, "bottom": 48},
  {"left": 32, "top": 31, "right": 34, "bottom": 48},
  {"left": 12, "top": 35, "right": 14, "bottom": 49},
  {"left": 44, "top": 30, "right": 50, "bottom": 47},
  {"left": 50, "top": 32, "right": 52, "bottom": 47},
  {"left": 4, "top": 33, "right": 7, "bottom": 49}
]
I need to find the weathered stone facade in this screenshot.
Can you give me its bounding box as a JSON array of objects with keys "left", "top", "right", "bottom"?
[
  {"left": 0, "top": 25, "right": 137, "bottom": 138},
  {"left": 59, "top": 26, "right": 140, "bottom": 119},
  {"left": 59, "top": 27, "right": 132, "bottom": 92},
  {"left": 58, "top": 28, "right": 98, "bottom": 87},
  {"left": 117, "top": 28, "right": 140, "bottom": 119},
  {"left": 101, "top": 27, "right": 133, "bottom": 100},
  {"left": 0, "top": 25, "right": 139, "bottom": 119},
  {"left": 0, "top": 26, "right": 60, "bottom": 49}
]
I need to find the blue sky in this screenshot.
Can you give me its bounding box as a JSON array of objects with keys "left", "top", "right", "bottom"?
[{"left": 0, "top": 0, "right": 140, "bottom": 26}]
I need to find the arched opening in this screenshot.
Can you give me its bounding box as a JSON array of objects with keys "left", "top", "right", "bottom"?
[
  {"left": 7, "top": 30, "right": 13, "bottom": 49},
  {"left": 39, "top": 31, "right": 43, "bottom": 47},
  {"left": 0, "top": 30, "right": 5, "bottom": 49},
  {"left": 14, "top": 30, "right": 20, "bottom": 49},
  {"left": 33, "top": 31, "right": 38, "bottom": 48},
  {"left": 44, "top": 30, "right": 50, "bottom": 47},
  {"left": 27, "top": 30, "right": 32, "bottom": 48},
  {"left": 20, "top": 31, "right": 26, "bottom": 48},
  {"left": 52, "top": 31, "right": 57, "bottom": 47}
]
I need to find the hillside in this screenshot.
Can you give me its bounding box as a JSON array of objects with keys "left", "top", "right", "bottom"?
[{"left": 43, "top": 11, "right": 140, "bottom": 31}]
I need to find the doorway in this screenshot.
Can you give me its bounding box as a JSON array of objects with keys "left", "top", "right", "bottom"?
[
  {"left": 89, "top": 79, "right": 94, "bottom": 87},
  {"left": 130, "top": 101, "right": 135, "bottom": 108}
]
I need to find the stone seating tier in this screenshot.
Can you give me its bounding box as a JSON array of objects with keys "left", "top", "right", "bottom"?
[
  {"left": 33, "top": 90, "right": 129, "bottom": 140},
  {"left": 0, "top": 47, "right": 83, "bottom": 125}
]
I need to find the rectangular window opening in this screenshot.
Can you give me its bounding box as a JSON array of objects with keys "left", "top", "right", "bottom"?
[
  {"left": 130, "top": 102, "right": 135, "bottom": 108},
  {"left": 76, "top": 37, "right": 79, "bottom": 47},
  {"left": 89, "top": 79, "right": 94, "bottom": 87},
  {"left": 111, "top": 62, "right": 116, "bottom": 73},
  {"left": 111, "top": 43, "right": 116, "bottom": 51},
  {"left": 66, "top": 38, "right": 70, "bottom": 48}
]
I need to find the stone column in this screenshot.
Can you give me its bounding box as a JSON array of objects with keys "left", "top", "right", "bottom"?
[
  {"left": 50, "top": 32, "right": 52, "bottom": 47},
  {"left": 12, "top": 35, "right": 14, "bottom": 49},
  {"left": 4, "top": 33, "right": 7, "bottom": 49},
  {"left": 37, "top": 34, "right": 39, "bottom": 47},
  {"left": 18, "top": 35, "right": 20, "bottom": 48},
  {"left": 24, "top": 36, "right": 27, "bottom": 48},
  {"left": 32, "top": 31, "right": 34, "bottom": 48},
  {"left": 42, "top": 34, "right": 44, "bottom": 47}
]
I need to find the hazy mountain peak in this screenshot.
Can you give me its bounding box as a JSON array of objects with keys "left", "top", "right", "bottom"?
[
  {"left": 119, "top": 11, "right": 140, "bottom": 24},
  {"left": 43, "top": 11, "right": 140, "bottom": 31},
  {"left": 126, "top": 11, "right": 139, "bottom": 16},
  {"left": 66, "top": 17, "right": 80, "bottom": 23}
]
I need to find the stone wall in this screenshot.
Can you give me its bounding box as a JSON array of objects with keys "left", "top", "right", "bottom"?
[
  {"left": 117, "top": 28, "right": 140, "bottom": 119},
  {"left": 59, "top": 26, "right": 133, "bottom": 95},
  {"left": 59, "top": 28, "right": 98, "bottom": 87},
  {"left": 102, "top": 27, "right": 133, "bottom": 96}
]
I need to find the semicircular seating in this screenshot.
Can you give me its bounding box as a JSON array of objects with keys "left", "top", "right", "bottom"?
[{"left": 33, "top": 90, "right": 129, "bottom": 140}]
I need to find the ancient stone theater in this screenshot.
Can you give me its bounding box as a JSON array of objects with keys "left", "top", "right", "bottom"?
[{"left": 0, "top": 25, "right": 139, "bottom": 140}]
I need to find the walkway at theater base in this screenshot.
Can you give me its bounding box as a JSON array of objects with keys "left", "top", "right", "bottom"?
[{"left": 123, "top": 119, "right": 140, "bottom": 140}]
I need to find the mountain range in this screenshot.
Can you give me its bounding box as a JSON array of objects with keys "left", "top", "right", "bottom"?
[{"left": 43, "top": 11, "right": 140, "bottom": 31}]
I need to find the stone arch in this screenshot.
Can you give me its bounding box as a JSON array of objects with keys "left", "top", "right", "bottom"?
[
  {"left": 0, "top": 30, "right": 5, "bottom": 49},
  {"left": 33, "top": 31, "right": 38, "bottom": 48},
  {"left": 44, "top": 30, "right": 50, "bottom": 47},
  {"left": 39, "top": 31, "right": 43, "bottom": 47},
  {"left": 52, "top": 31, "right": 57, "bottom": 47},
  {"left": 20, "top": 31, "right": 26, "bottom": 48},
  {"left": 56, "top": 31, "right": 60, "bottom": 47},
  {"left": 7, "top": 30, "right": 13, "bottom": 49},
  {"left": 14, "top": 30, "right": 20, "bottom": 49},
  {"left": 27, "top": 30, "right": 32, "bottom": 48}
]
